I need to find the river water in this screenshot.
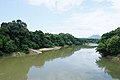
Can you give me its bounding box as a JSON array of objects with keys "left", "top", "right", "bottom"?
[{"left": 0, "top": 46, "right": 120, "bottom": 80}]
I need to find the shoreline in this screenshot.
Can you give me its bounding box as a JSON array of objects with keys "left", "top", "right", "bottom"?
[
  {"left": 12, "top": 47, "right": 62, "bottom": 56},
  {"left": 112, "top": 57, "right": 120, "bottom": 63},
  {"left": 38, "top": 47, "right": 61, "bottom": 52},
  {"left": 102, "top": 55, "right": 120, "bottom": 63}
]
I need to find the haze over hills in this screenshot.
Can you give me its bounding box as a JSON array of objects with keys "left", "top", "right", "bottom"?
[{"left": 88, "top": 35, "right": 101, "bottom": 39}]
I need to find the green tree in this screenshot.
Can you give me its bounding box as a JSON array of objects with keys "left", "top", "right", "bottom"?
[
  {"left": 4, "top": 40, "right": 17, "bottom": 53},
  {"left": 107, "top": 35, "right": 120, "bottom": 55},
  {"left": 97, "top": 27, "right": 120, "bottom": 57},
  {"left": 0, "top": 19, "right": 99, "bottom": 56}
]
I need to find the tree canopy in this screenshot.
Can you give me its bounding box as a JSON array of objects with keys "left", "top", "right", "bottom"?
[
  {"left": 0, "top": 20, "right": 99, "bottom": 56},
  {"left": 97, "top": 27, "right": 120, "bottom": 57}
]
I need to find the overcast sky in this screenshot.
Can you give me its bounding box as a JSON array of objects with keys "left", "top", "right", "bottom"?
[{"left": 0, "top": 0, "right": 120, "bottom": 38}]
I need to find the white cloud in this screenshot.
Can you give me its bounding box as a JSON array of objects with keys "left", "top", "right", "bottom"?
[
  {"left": 27, "top": 0, "right": 120, "bottom": 37},
  {"left": 28, "top": 0, "right": 55, "bottom": 9},
  {"left": 92, "top": 0, "right": 104, "bottom": 3},
  {"left": 28, "top": 0, "right": 84, "bottom": 11},
  {"left": 56, "top": 0, "right": 84, "bottom": 11},
  {"left": 92, "top": 0, "right": 120, "bottom": 11},
  {"left": 39, "top": 9, "right": 120, "bottom": 37},
  {"left": 111, "top": 0, "right": 120, "bottom": 10},
  {"left": 61, "top": 9, "right": 120, "bottom": 37}
]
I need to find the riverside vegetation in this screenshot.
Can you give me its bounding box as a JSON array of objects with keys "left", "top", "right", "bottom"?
[
  {"left": 97, "top": 27, "right": 120, "bottom": 62},
  {"left": 0, "top": 20, "right": 98, "bottom": 56}
]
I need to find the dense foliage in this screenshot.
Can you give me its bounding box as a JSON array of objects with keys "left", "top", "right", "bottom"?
[
  {"left": 0, "top": 20, "right": 98, "bottom": 56},
  {"left": 97, "top": 27, "right": 120, "bottom": 57}
]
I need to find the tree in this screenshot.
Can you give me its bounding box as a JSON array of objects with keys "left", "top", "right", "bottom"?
[
  {"left": 97, "top": 27, "right": 120, "bottom": 57},
  {"left": 0, "top": 19, "right": 99, "bottom": 56},
  {"left": 0, "top": 39, "right": 3, "bottom": 49},
  {"left": 4, "top": 40, "right": 17, "bottom": 53},
  {"left": 107, "top": 35, "right": 120, "bottom": 55}
]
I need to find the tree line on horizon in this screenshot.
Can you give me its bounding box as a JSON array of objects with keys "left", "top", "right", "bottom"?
[{"left": 0, "top": 20, "right": 98, "bottom": 56}]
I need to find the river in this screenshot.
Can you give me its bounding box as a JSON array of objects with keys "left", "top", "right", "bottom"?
[{"left": 0, "top": 46, "right": 120, "bottom": 80}]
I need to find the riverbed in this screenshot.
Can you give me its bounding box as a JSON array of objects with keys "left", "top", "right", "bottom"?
[{"left": 0, "top": 46, "right": 120, "bottom": 80}]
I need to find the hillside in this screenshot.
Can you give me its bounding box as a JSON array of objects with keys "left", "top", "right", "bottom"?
[{"left": 88, "top": 35, "right": 101, "bottom": 39}]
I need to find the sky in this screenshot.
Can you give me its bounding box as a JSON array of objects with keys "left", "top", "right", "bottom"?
[{"left": 0, "top": 0, "right": 120, "bottom": 38}]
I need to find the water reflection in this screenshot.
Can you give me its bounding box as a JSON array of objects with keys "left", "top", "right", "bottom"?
[
  {"left": 0, "top": 46, "right": 81, "bottom": 80},
  {"left": 0, "top": 46, "right": 120, "bottom": 80},
  {"left": 27, "top": 47, "right": 111, "bottom": 80},
  {"left": 97, "top": 58, "right": 120, "bottom": 80}
]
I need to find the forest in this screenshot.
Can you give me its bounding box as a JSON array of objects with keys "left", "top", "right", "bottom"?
[
  {"left": 97, "top": 27, "right": 120, "bottom": 57},
  {"left": 0, "top": 20, "right": 98, "bottom": 56}
]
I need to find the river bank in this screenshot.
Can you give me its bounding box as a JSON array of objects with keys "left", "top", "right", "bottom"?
[
  {"left": 112, "top": 56, "right": 120, "bottom": 62},
  {"left": 103, "top": 55, "right": 120, "bottom": 63},
  {"left": 29, "top": 47, "right": 61, "bottom": 55},
  {"left": 12, "top": 47, "right": 62, "bottom": 57}
]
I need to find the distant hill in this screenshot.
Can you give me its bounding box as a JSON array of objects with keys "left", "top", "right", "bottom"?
[{"left": 88, "top": 35, "right": 101, "bottom": 39}]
